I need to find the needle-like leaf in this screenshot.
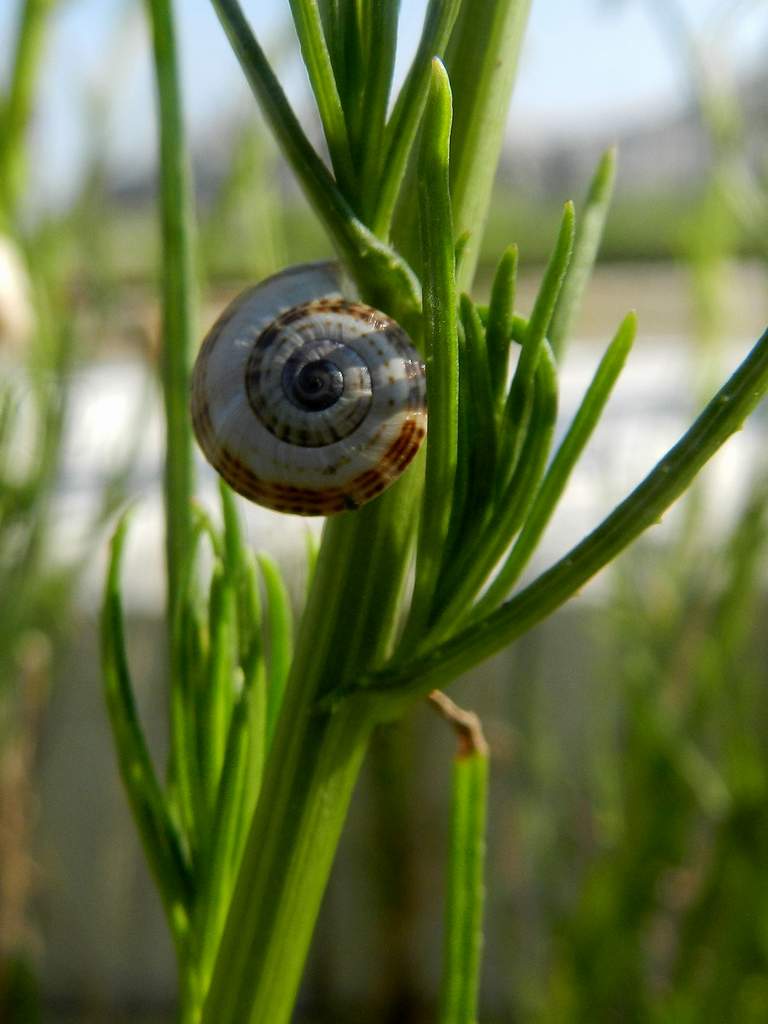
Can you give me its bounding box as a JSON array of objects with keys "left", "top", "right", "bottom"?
[
  {"left": 371, "top": 0, "right": 462, "bottom": 238},
  {"left": 486, "top": 244, "right": 518, "bottom": 411},
  {"left": 548, "top": 146, "right": 617, "bottom": 359},
  {"left": 407, "top": 59, "right": 459, "bottom": 636},
  {"left": 288, "top": 0, "right": 356, "bottom": 199},
  {"left": 474, "top": 310, "right": 637, "bottom": 618},
  {"left": 101, "top": 513, "right": 193, "bottom": 949}
]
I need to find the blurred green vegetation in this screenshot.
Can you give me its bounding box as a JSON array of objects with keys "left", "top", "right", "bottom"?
[
  {"left": 498, "top": 475, "right": 768, "bottom": 1022},
  {"left": 485, "top": 187, "right": 735, "bottom": 265},
  {"left": 91, "top": 185, "right": 721, "bottom": 284},
  {"left": 1, "top": 0, "right": 768, "bottom": 1020},
  {"left": 488, "top": 7, "right": 768, "bottom": 1016}
]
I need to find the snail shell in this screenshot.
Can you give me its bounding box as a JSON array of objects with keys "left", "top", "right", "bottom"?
[{"left": 190, "top": 262, "right": 427, "bottom": 515}]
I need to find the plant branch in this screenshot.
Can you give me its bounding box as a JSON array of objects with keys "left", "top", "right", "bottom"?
[
  {"left": 145, "top": 0, "right": 197, "bottom": 630},
  {"left": 362, "top": 323, "right": 768, "bottom": 700}
]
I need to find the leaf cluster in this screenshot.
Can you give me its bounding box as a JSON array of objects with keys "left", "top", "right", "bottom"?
[{"left": 102, "top": 482, "right": 297, "bottom": 1010}]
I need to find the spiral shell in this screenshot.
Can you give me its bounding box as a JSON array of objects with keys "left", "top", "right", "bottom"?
[{"left": 190, "top": 262, "right": 427, "bottom": 515}]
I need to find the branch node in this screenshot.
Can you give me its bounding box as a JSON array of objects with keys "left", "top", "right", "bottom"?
[{"left": 428, "top": 689, "right": 489, "bottom": 759}]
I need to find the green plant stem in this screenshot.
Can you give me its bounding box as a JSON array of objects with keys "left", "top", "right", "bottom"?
[
  {"left": 201, "top": 469, "right": 422, "bottom": 1024},
  {"left": 0, "top": 0, "right": 56, "bottom": 222},
  {"left": 363, "top": 323, "right": 768, "bottom": 701},
  {"left": 432, "top": 691, "right": 489, "bottom": 1024},
  {"left": 145, "top": 0, "right": 196, "bottom": 630}
]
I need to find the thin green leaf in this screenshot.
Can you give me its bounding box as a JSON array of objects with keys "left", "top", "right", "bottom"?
[
  {"left": 439, "top": 741, "right": 489, "bottom": 1022},
  {"left": 486, "top": 244, "right": 518, "bottom": 411},
  {"left": 499, "top": 203, "right": 574, "bottom": 481},
  {"left": 239, "top": 666, "right": 267, "bottom": 832},
  {"left": 258, "top": 553, "right": 294, "bottom": 745},
  {"left": 219, "top": 479, "right": 245, "bottom": 575},
  {"left": 548, "top": 146, "right": 617, "bottom": 359},
  {"left": 203, "top": 565, "right": 238, "bottom": 808},
  {"left": 236, "top": 552, "right": 262, "bottom": 675},
  {"left": 453, "top": 229, "right": 472, "bottom": 282},
  {"left": 444, "top": 0, "right": 533, "bottom": 289},
  {"left": 218, "top": 482, "right": 264, "bottom": 671},
  {"left": 169, "top": 519, "right": 208, "bottom": 859},
  {"left": 101, "top": 513, "right": 193, "bottom": 948},
  {"left": 0, "top": 0, "right": 57, "bottom": 221},
  {"left": 407, "top": 59, "right": 458, "bottom": 636},
  {"left": 474, "top": 311, "right": 637, "bottom": 618},
  {"left": 435, "top": 344, "right": 558, "bottom": 631},
  {"left": 453, "top": 294, "right": 497, "bottom": 531},
  {"left": 333, "top": 0, "right": 365, "bottom": 133},
  {"left": 317, "top": 0, "right": 341, "bottom": 80},
  {"left": 370, "top": 323, "right": 768, "bottom": 699},
  {"left": 357, "top": 0, "right": 401, "bottom": 218},
  {"left": 191, "top": 500, "right": 225, "bottom": 561},
  {"left": 194, "top": 682, "right": 257, "bottom": 989},
  {"left": 288, "top": 0, "right": 356, "bottom": 199},
  {"left": 229, "top": 554, "right": 268, "bottom": 866},
  {"left": 371, "top": 0, "right": 462, "bottom": 237},
  {"left": 209, "top": 0, "right": 421, "bottom": 322},
  {"left": 444, "top": 319, "right": 471, "bottom": 564},
  {"left": 145, "top": 0, "right": 197, "bottom": 630}
]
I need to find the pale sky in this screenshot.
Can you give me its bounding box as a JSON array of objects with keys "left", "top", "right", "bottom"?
[{"left": 2, "top": 0, "right": 767, "bottom": 205}]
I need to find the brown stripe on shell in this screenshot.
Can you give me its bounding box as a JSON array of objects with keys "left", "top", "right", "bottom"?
[
  {"left": 342, "top": 416, "right": 426, "bottom": 509},
  {"left": 192, "top": 389, "right": 425, "bottom": 516},
  {"left": 261, "top": 297, "right": 403, "bottom": 336}
]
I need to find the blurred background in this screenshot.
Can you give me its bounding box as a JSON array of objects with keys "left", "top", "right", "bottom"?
[{"left": 2, "top": 0, "right": 768, "bottom": 1020}]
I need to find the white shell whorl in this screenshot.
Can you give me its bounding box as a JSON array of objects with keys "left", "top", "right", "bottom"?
[{"left": 190, "top": 262, "right": 427, "bottom": 515}]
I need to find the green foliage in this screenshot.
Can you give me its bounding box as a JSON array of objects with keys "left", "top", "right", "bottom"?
[
  {"left": 497, "top": 11, "right": 768, "bottom": 1016},
  {"left": 0, "top": 0, "right": 72, "bottom": 688},
  {"left": 99, "top": 1, "right": 768, "bottom": 1022},
  {"left": 0, "top": 0, "right": 57, "bottom": 227},
  {"left": 102, "top": 484, "right": 295, "bottom": 1016},
  {"left": 144, "top": 0, "right": 196, "bottom": 623},
  {"left": 0, "top": 4, "right": 147, "bottom": 1018},
  {"left": 501, "top": 473, "right": 768, "bottom": 1023},
  {"left": 407, "top": 59, "right": 459, "bottom": 640}
]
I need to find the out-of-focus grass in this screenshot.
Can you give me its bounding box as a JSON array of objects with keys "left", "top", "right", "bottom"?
[
  {"left": 75, "top": 184, "right": 730, "bottom": 284},
  {"left": 499, "top": 471, "right": 768, "bottom": 1022},
  {"left": 0, "top": 6, "right": 148, "bottom": 1016},
  {"left": 482, "top": 186, "right": 759, "bottom": 267},
  {"left": 494, "top": 13, "right": 768, "bottom": 1017},
  {"left": 0, "top": 37, "right": 77, "bottom": 1024},
  {"left": 95, "top": 178, "right": 768, "bottom": 290}
]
